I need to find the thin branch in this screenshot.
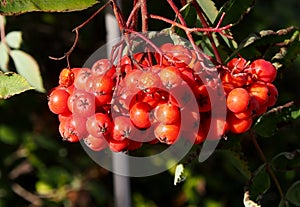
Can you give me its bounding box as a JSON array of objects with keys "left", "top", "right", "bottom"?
[
  {"left": 48, "top": 1, "right": 111, "bottom": 67},
  {"left": 250, "top": 131, "right": 286, "bottom": 204},
  {"left": 126, "top": 1, "right": 141, "bottom": 29}
]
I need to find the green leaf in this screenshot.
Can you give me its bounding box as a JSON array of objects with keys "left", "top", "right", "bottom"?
[
  {"left": 10, "top": 50, "right": 45, "bottom": 93},
  {"left": 5, "top": 31, "right": 22, "bottom": 49},
  {"left": 286, "top": 181, "right": 300, "bottom": 206},
  {"left": 271, "top": 150, "right": 300, "bottom": 172},
  {"left": 175, "top": 3, "right": 197, "bottom": 37},
  {"left": 253, "top": 101, "right": 300, "bottom": 137},
  {"left": 0, "top": 72, "right": 33, "bottom": 99},
  {"left": 248, "top": 164, "right": 271, "bottom": 201},
  {"left": 0, "top": 0, "right": 98, "bottom": 16},
  {"left": 216, "top": 0, "right": 254, "bottom": 26},
  {"left": 221, "top": 148, "right": 251, "bottom": 179},
  {"left": 0, "top": 42, "right": 9, "bottom": 72},
  {"left": 196, "top": 0, "right": 219, "bottom": 24},
  {"left": 229, "top": 27, "right": 298, "bottom": 62}
]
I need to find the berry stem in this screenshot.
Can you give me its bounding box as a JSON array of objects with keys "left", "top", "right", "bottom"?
[
  {"left": 126, "top": 1, "right": 140, "bottom": 30},
  {"left": 250, "top": 130, "right": 286, "bottom": 204},
  {"left": 140, "top": 0, "right": 149, "bottom": 33},
  {"left": 191, "top": 0, "right": 223, "bottom": 64},
  {"left": 48, "top": 1, "right": 111, "bottom": 67}
]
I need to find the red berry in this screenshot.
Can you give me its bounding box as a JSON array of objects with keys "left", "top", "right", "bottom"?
[
  {"left": 158, "top": 65, "right": 182, "bottom": 89},
  {"left": 227, "top": 112, "right": 252, "bottom": 134},
  {"left": 250, "top": 59, "right": 277, "bottom": 83},
  {"left": 86, "top": 113, "right": 113, "bottom": 138},
  {"left": 226, "top": 88, "right": 250, "bottom": 113},
  {"left": 84, "top": 134, "right": 108, "bottom": 151},
  {"left": 48, "top": 87, "right": 71, "bottom": 115},
  {"left": 154, "top": 123, "right": 180, "bottom": 144},
  {"left": 112, "top": 116, "right": 134, "bottom": 141},
  {"left": 129, "top": 102, "right": 152, "bottom": 129},
  {"left": 74, "top": 68, "right": 93, "bottom": 91},
  {"left": 248, "top": 82, "right": 269, "bottom": 105},
  {"left": 154, "top": 103, "right": 180, "bottom": 125},
  {"left": 59, "top": 68, "right": 74, "bottom": 88}
]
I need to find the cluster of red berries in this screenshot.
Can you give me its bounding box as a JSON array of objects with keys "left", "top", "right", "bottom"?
[
  {"left": 222, "top": 57, "right": 278, "bottom": 134},
  {"left": 48, "top": 43, "right": 278, "bottom": 152}
]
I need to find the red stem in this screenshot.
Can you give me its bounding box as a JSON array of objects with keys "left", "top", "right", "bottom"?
[
  {"left": 191, "top": 0, "right": 223, "bottom": 64},
  {"left": 140, "top": 0, "right": 149, "bottom": 32},
  {"left": 126, "top": 2, "right": 141, "bottom": 29}
]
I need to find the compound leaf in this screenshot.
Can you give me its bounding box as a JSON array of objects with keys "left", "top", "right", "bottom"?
[
  {"left": 253, "top": 101, "right": 300, "bottom": 137},
  {"left": 0, "top": 0, "right": 98, "bottom": 16},
  {"left": 0, "top": 72, "right": 33, "bottom": 99},
  {"left": 10, "top": 49, "right": 45, "bottom": 93},
  {"left": 5, "top": 31, "right": 22, "bottom": 49}
]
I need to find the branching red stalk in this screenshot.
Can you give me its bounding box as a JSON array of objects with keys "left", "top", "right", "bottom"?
[
  {"left": 126, "top": 2, "right": 141, "bottom": 29},
  {"left": 140, "top": 0, "right": 149, "bottom": 33},
  {"left": 191, "top": 0, "right": 223, "bottom": 64}
]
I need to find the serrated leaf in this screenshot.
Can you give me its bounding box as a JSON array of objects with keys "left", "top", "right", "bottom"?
[
  {"left": 286, "top": 181, "right": 300, "bottom": 206},
  {"left": 5, "top": 31, "right": 22, "bottom": 49},
  {"left": 10, "top": 50, "right": 45, "bottom": 93},
  {"left": 248, "top": 164, "right": 271, "bottom": 201},
  {"left": 271, "top": 150, "right": 300, "bottom": 172},
  {"left": 196, "top": 0, "right": 218, "bottom": 24},
  {"left": 0, "top": 42, "right": 9, "bottom": 71},
  {"left": 229, "top": 27, "right": 298, "bottom": 61},
  {"left": 216, "top": 0, "right": 254, "bottom": 26},
  {"left": 0, "top": 72, "right": 33, "bottom": 99},
  {"left": 0, "top": 0, "right": 98, "bottom": 16},
  {"left": 254, "top": 101, "right": 300, "bottom": 137},
  {"left": 174, "top": 164, "right": 186, "bottom": 185},
  {"left": 221, "top": 149, "right": 251, "bottom": 179}
]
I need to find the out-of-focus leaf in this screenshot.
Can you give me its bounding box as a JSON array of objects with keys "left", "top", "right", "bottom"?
[
  {"left": 196, "top": 0, "right": 218, "bottom": 24},
  {"left": 216, "top": 0, "right": 254, "bottom": 26},
  {"left": 0, "top": 42, "right": 9, "bottom": 72},
  {"left": 0, "top": 125, "right": 18, "bottom": 144},
  {"left": 10, "top": 50, "right": 45, "bottom": 93},
  {"left": 221, "top": 149, "right": 251, "bottom": 179},
  {"left": 35, "top": 181, "right": 53, "bottom": 195},
  {"left": 0, "top": 0, "right": 98, "bottom": 16},
  {"left": 286, "top": 181, "right": 300, "bottom": 206},
  {"left": 254, "top": 101, "right": 300, "bottom": 137},
  {"left": 0, "top": 14, "right": 5, "bottom": 26},
  {"left": 271, "top": 150, "right": 300, "bottom": 172},
  {"left": 248, "top": 164, "right": 271, "bottom": 201},
  {"left": 0, "top": 72, "right": 33, "bottom": 99},
  {"left": 5, "top": 31, "right": 22, "bottom": 49}
]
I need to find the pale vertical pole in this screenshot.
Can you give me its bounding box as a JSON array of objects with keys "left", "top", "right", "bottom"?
[{"left": 105, "top": 1, "right": 132, "bottom": 207}]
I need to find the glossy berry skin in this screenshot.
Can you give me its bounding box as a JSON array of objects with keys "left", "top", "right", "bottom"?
[
  {"left": 86, "top": 113, "right": 112, "bottom": 138},
  {"left": 227, "top": 57, "right": 248, "bottom": 73},
  {"left": 247, "top": 82, "right": 269, "bottom": 105},
  {"left": 250, "top": 59, "right": 277, "bottom": 83},
  {"left": 154, "top": 103, "right": 180, "bottom": 125},
  {"left": 130, "top": 102, "right": 152, "bottom": 129},
  {"left": 226, "top": 88, "right": 250, "bottom": 113},
  {"left": 112, "top": 116, "right": 133, "bottom": 141},
  {"left": 158, "top": 66, "right": 182, "bottom": 89},
  {"left": 84, "top": 134, "right": 108, "bottom": 151},
  {"left": 154, "top": 123, "right": 180, "bottom": 144},
  {"left": 48, "top": 87, "right": 71, "bottom": 115},
  {"left": 227, "top": 112, "right": 252, "bottom": 134}
]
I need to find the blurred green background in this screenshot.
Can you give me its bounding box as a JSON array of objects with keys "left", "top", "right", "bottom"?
[{"left": 0, "top": 0, "right": 300, "bottom": 206}]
